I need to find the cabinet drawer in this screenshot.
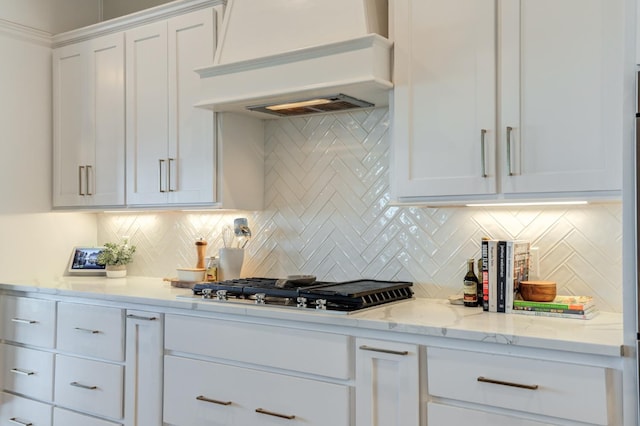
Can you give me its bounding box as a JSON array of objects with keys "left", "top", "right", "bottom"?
[
  {"left": 0, "top": 392, "right": 52, "bottom": 426},
  {"left": 427, "top": 347, "right": 610, "bottom": 425},
  {"left": 57, "top": 302, "right": 124, "bottom": 361},
  {"left": 164, "top": 355, "right": 350, "bottom": 426},
  {"left": 428, "top": 402, "right": 553, "bottom": 426},
  {"left": 0, "top": 296, "right": 55, "bottom": 348},
  {"left": 54, "top": 354, "right": 123, "bottom": 420},
  {"left": 0, "top": 343, "right": 54, "bottom": 401},
  {"left": 165, "top": 314, "right": 351, "bottom": 379},
  {"left": 53, "top": 407, "right": 122, "bottom": 426}
]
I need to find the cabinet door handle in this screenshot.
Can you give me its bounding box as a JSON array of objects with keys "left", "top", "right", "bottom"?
[
  {"left": 86, "top": 165, "right": 93, "bottom": 196},
  {"left": 168, "top": 157, "right": 176, "bottom": 192},
  {"left": 74, "top": 327, "right": 100, "bottom": 334},
  {"left": 9, "top": 418, "right": 33, "bottom": 426},
  {"left": 78, "top": 165, "right": 85, "bottom": 196},
  {"left": 159, "top": 159, "right": 166, "bottom": 192},
  {"left": 196, "top": 395, "right": 232, "bottom": 406},
  {"left": 477, "top": 376, "right": 538, "bottom": 390},
  {"left": 359, "top": 345, "right": 409, "bottom": 356},
  {"left": 255, "top": 408, "right": 295, "bottom": 420},
  {"left": 126, "top": 314, "right": 158, "bottom": 321},
  {"left": 480, "top": 129, "right": 488, "bottom": 178},
  {"left": 10, "top": 318, "right": 37, "bottom": 325},
  {"left": 70, "top": 381, "right": 97, "bottom": 390},
  {"left": 506, "top": 126, "right": 514, "bottom": 176},
  {"left": 10, "top": 368, "right": 35, "bottom": 376}
]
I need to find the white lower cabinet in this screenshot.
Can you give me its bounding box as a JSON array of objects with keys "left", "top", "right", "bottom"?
[
  {"left": 355, "top": 338, "right": 420, "bottom": 426},
  {"left": 0, "top": 392, "right": 52, "bottom": 426},
  {"left": 53, "top": 407, "right": 122, "bottom": 426},
  {"left": 428, "top": 402, "right": 552, "bottom": 426},
  {"left": 427, "top": 346, "right": 615, "bottom": 425},
  {"left": 164, "top": 355, "right": 350, "bottom": 426},
  {"left": 0, "top": 343, "right": 54, "bottom": 402},
  {"left": 54, "top": 354, "right": 124, "bottom": 420}
]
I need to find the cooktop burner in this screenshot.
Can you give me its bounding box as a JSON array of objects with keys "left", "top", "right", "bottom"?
[{"left": 188, "top": 278, "right": 413, "bottom": 312}]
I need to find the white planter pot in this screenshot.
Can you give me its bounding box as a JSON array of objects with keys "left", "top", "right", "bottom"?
[{"left": 106, "top": 265, "right": 127, "bottom": 278}]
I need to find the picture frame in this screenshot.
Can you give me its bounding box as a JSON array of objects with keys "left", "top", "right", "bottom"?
[{"left": 67, "top": 246, "right": 106, "bottom": 275}]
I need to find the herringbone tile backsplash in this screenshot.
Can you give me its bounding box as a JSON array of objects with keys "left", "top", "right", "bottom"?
[{"left": 97, "top": 108, "right": 623, "bottom": 312}]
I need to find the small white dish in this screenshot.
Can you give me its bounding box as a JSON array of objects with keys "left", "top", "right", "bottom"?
[{"left": 177, "top": 268, "right": 206, "bottom": 282}]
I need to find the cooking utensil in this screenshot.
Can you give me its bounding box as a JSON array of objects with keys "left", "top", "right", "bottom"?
[
  {"left": 222, "top": 226, "right": 234, "bottom": 248},
  {"left": 233, "top": 218, "right": 252, "bottom": 249}
]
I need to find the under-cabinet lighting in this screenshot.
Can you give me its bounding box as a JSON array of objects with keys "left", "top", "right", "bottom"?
[
  {"left": 465, "top": 201, "right": 588, "bottom": 207},
  {"left": 266, "top": 98, "right": 332, "bottom": 111}
]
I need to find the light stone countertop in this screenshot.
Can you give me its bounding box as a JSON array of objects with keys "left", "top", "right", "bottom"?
[{"left": 0, "top": 276, "right": 623, "bottom": 358}]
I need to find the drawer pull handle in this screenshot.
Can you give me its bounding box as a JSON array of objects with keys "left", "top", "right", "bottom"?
[
  {"left": 10, "top": 368, "right": 35, "bottom": 376},
  {"left": 70, "top": 381, "right": 98, "bottom": 390},
  {"left": 126, "top": 314, "right": 158, "bottom": 321},
  {"left": 255, "top": 408, "right": 295, "bottom": 420},
  {"left": 74, "top": 327, "right": 100, "bottom": 334},
  {"left": 196, "top": 395, "right": 232, "bottom": 406},
  {"left": 9, "top": 418, "right": 33, "bottom": 426},
  {"left": 477, "top": 376, "right": 538, "bottom": 390},
  {"left": 359, "top": 345, "right": 409, "bottom": 356},
  {"left": 10, "top": 318, "right": 37, "bottom": 325}
]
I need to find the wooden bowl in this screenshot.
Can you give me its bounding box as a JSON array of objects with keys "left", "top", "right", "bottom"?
[{"left": 519, "top": 281, "right": 557, "bottom": 302}]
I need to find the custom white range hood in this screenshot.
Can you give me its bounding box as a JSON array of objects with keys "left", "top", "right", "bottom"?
[{"left": 195, "top": 0, "right": 392, "bottom": 118}]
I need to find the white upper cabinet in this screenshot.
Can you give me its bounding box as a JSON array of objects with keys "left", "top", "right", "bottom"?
[
  {"left": 53, "top": 33, "right": 125, "bottom": 208},
  {"left": 126, "top": 8, "right": 216, "bottom": 206},
  {"left": 392, "top": 0, "right": 625, "bottom": 203}
]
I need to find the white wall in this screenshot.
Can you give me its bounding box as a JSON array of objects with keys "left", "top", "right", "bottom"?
[{"left": 0, "top": 0, "right": 101, "bottom": 34}]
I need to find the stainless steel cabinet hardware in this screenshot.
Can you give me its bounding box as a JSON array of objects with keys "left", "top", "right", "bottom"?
[
  {"left": 70, "top": 381, "right": 98, "bottom": 390},
  {"left": 506, "top": 126, "right": 514, "bottom": 176},
  {"left": 78, "top": 165, "right": 85, "bottom": 195},
  {"left": 255, "top": 408, "right": 295, "bottom": 420},
  {"left": 126, "top": 314, "right": 158, "bottom": 321},
  {"left": 10, "top": 368, "right": 35, "bottom": 376},
  {"left": 477, "top": 376, "right": 538, "bottom": 390},
  {"left": 86, "top": 165, "right": 93, "bottom": 195},
  {"left": 480, "top": 129, "right": 487, "bottom": 177},
  {"left": 159, "top": 159, "right": 166, "bottom": 192},
  {"left": 168, "top": 157, "right": 175, "bottom": 192},
  {"left": 359, "top": 345, "right": 409, "bottom": 356},
  {"left": 196, "top": 395, "right": 232, "bottom": 406},
  {"left": 9, "top": 418, "right": 33, "bottom": 426},
  {"left": 10, "top": 318, "right": 37, "bottom": 325},
  {"left": 74, "top": 327, "right": 100, "bottom": 334}
]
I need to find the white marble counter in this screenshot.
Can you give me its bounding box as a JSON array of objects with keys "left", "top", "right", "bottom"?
[{"left": 0, "top": 276, "right": 623, "bottom": 358}]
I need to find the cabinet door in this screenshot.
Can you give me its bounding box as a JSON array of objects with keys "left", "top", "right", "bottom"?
[
  {"left": 54, "top": 408, "right": 122, "bottom": 426},
  {"left": 88, "top": 33, "right": 125, "bottom": 206},
  {"left": 126, "top": 21, "right": 170, "bottom": 205},
  {"left": 355, "top": 338, "right": 420, "bottom": 426},
  {"left": 125, "top": 310, "right": 163, "bottom": 426},
  {"left": 166, "top": 8, "right": 216, "bottom": 205},
  {"left": 53, "top": 33, "right": 125, "bottom": 208},
  {"left": 392, "top": 0, "right": 497, "bottom": 199},
  {"left": 500, "top": 0, "right": 623, "bottom": 194},
  {"left": 53, "top": 41, "right": 88, "bottom": 207}
]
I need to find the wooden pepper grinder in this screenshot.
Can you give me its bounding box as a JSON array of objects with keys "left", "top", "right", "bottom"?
[{"left": 195, "top": 238, "right": 207, "bottom": 269}]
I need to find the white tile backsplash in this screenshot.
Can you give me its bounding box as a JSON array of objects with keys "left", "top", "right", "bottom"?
[{"left": 97, "top": 108, "right": 622, "bottom": 312}]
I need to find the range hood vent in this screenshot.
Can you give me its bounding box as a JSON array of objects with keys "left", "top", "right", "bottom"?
[
  {"left": 195, "top": 0, "right": 392, "bottom": 118},
  {"left": 247, "top": 94, "right": 374, "bottom": 117}
]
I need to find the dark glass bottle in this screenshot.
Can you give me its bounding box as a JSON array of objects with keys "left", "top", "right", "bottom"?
[{"left": 463, "top": 258, "right": 479, "bottom": 307}]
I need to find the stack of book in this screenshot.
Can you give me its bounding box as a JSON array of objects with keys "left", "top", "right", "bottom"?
[
  {"left": 480, "top": 239, "right": 530, "bottom": 313},
  {"left": 512, "top": 296, "right": 598, "bottom": 320}
]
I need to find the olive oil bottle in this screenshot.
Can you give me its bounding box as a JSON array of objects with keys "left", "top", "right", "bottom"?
[{"left": 463, "top": 258, "right": 479, "bottom": 307}]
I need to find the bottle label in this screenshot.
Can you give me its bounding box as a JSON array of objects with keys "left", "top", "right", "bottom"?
[{"left": 463, "top": 280, "right": 477, "bottom": 302}]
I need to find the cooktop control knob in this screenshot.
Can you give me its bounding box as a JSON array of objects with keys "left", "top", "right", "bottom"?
[
  {"left": 296, "top": 297, "right": 307, "bottom": 308},
  {"left": 255, "top": 293, "right": 266, "bottom": 305},
  {"left": 315, "top": 299, "right": 327, "bottom": 310},
  {"left": 202, "top": 288, "right": 213, "bottom": 299},
  {"left": 216, "top": 290, "right": 228, "bottom": 301}
]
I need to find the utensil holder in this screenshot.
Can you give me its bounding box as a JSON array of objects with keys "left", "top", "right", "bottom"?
[{"left": 218, "top": 248, "right": 244, "bottom": 281}]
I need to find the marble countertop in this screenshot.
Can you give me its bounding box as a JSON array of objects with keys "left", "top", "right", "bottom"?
[{"left": 0, "top": 276, "right": 623, "bottom": 357}]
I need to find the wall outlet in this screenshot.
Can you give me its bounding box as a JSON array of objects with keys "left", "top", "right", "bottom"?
[{"left": 529, "top": 247, "right": 540, "bottom": 280}]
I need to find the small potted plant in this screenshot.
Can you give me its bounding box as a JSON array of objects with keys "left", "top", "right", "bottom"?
[{"left": 97, "top": 237, "right": 136, "bottom": 278}]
